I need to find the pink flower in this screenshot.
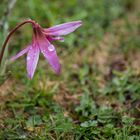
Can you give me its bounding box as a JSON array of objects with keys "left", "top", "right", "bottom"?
[{"left": 5, "top": 20, "right": 82, "bottom": 79}]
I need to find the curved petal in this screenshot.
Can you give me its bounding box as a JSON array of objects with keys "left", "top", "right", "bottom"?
[
  {"left": 27, "top": 45, "right": 40, "bottom": 79},
  {"left": 10, "top": 46, "right": 30, "bottom": 61},
  {"left": 46, "top": 36, "right": 64, "bottom": 42},
  {"left": 39, "top": 39, "right": 61, "bottom": 74},
  {"left": 44, "top": 21, "right": 82, "bottom": 36}
]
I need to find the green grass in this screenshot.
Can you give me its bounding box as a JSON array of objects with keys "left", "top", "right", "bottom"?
[{"left": 0, "top": 0, "right": 140, "bottom": 139}]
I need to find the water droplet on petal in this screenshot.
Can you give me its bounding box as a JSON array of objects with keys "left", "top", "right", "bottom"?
[
  {"left": 27, "top": 57, "right": 30, "bottom": 60},
  {"left": 48, "top": 45, "right": 55, "bottom": 52}
]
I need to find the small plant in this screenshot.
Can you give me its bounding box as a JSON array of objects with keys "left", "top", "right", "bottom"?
[{"left": 0, "top": 19, "right": 82, "bottom": 79}]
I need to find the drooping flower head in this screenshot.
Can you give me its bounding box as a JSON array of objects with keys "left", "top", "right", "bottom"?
[{"left": 0, "top": 19, "right": 82, "bottom": 79}]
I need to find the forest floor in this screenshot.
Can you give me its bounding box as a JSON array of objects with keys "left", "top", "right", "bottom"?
[{"left": 0, "top": 0, "right": 140, "bottom": 139}]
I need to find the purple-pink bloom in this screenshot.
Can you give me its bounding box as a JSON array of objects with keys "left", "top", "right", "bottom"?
[{"left": 10, "top": 20, "right": 82, "bottom": 79}]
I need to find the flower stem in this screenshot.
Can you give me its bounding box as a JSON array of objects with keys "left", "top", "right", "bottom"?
[{"left": 0, "top": 20, "right": 35, "bottom": 66}]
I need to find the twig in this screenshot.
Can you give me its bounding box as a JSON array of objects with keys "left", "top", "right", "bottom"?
[
  {"left": 0, "top": 0, "right": 17, "bottom": 28},
  {"left": 0, "top": 0, "right": 17, "bottom": 75}
]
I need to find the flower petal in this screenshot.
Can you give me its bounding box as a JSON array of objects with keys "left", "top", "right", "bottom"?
[
  {"left": 39, "top": 40, "right": 61, "bottom": 74},
  {"left": 27, "top": 45, "right": 40, "bottom": 79},
  {"left": 10, "top": 46, "right": 30, "bottom": 61},
  {"left": 44, "top": 21, "right": 82, "bottom": 36},
  {"left": 46, "top": 36, "right": 64, "bottom": 42}
]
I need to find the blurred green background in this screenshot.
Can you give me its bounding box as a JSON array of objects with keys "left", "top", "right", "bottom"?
[{"left": 0, "top": 0, "right": 140, "bottom": 139}]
